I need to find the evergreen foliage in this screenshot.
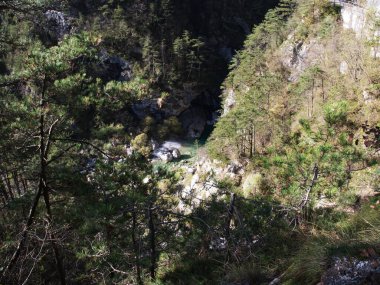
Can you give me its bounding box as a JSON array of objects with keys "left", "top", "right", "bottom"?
[{"left": 1, "top": 0, "right": 380, "bottom": 284}]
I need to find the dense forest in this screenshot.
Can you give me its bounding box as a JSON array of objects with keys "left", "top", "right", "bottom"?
[{"left": 0, "top": 0, "right": 380, "bottom": 284}]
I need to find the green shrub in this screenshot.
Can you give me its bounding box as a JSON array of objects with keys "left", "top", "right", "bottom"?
[
  {"left": 131, "top": 133, "right": 152, "bottom": 157},
  {"left": 323, "top": 100, "right": 348, "bottom": 125},
  {"left": 93, "top": 123, "right": 125, "bottom": 140},
  {"left": 283, "top": 240, "right": 327, "bottom": 285},
  {"left": 157, "top": 124, "right": 170, "bottom": 139},
  {"left": 142, "top": 115, "right": 156, "bottom": 134},
  {"left": 242, "top": 173, "right": 264, "bottom": 198},
  {"left": 163, "top": 116, "right": 182, "bottom": 135}
]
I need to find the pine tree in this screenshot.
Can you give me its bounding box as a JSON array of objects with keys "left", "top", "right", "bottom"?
[{"left": 0, "top": 33, "right": 98, "bottom": 284}]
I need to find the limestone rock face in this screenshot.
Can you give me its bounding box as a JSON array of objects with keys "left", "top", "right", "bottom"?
[
  {"left": 279, "top": 37, "right": 324, "bottom": 82},
  {"left": 132, "top": 98, "right": 161, "bottom": 120},
  {"left": 160, "top": 84, "right": 200, "bottom": 117},
  {"left": 340, "top": 61, "right": 349, "bottom": 74},
  {"left": 339, "top": 0, "right": 380, "bottom": 58},
  {"left": 176, "top": 158, "right": 246, "bottom": 214},
  {"left": 223, "top": 88, "right": 236, "bottom": 115},
  {"left": 150, "top": 139, "right": 159, "bottom": 151},
  {"left": 363, "top": 90, "right": 376, "bottom": 104},
  {"left": 339, "top": 0, "right": 380, "bottom": 35},
  {"left": 341, "top": 3, "right": 367, "bottom": 35},
  {"left": 132, "top": 83, "right": 212, "bottom": 137},
  {"left": 218, "top": 46, "right": 233, "bottom": 62}
]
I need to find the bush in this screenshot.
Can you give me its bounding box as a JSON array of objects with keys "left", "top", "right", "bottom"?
[
  {"left": 142, "top": 116, "right": 156, "bottom": 134},
  {"left": 323, "top": 100, "right": 348, "bottom": 126},
  {"left": 93, "top": 123, "right": 125, "bottom": 140},
  {"left": 157, "top": 124, "right": 170, "bottom": 139},
  {"left": 131, "top": 133, "right": 152, "bottom": 157},
  {"left": 242, "top": 173, "right": 264, "bottom": 198},
  {"left": 283, "top": 240, "right": 327, "bottom": 284},
  {"left": 155, "top": 116, "right": 182, "bottom": 140},
  {"left": 163, "top": 116, "right": 182, "bottom": 135}
]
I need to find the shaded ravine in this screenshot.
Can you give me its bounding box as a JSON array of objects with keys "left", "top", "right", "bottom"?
[{"left": 129, "top": 0, "right": 280, "bottom": 140}]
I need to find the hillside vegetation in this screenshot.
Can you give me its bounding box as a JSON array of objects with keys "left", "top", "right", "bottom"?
[{"left": 209, "top": 0, "right": 380, "bottom": 215}]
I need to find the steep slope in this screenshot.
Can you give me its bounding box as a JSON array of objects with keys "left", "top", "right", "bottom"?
[
  {"left": 204, "top": 0, "right": 380, "bottom": 283},
  {"left": 209, "top": 0, "right": 380, "bottom": 206}
]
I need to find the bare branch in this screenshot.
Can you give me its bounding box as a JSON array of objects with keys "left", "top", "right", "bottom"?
[{"left": 51, "top": 138, "right": 112, "bottom": 158}]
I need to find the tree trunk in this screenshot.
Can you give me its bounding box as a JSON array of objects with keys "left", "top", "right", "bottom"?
[
  {"left": 21, "top": 178, "right": 28, "bottom": 194},
  {"left": 321, "top": 77, "right": 325, "bottom": 102},
  {"left": 132, "top": 207, "right": 143, "bottom": 285},
  {"left": 249, "top": 128, "right": 253, "bottom": 158},
  {"left": 13, "top": 171, "right": 22, "bottom": 196},
  {"left": 0, "top": 181, "right": 9, "bottom": 202},
  {"left": 225, "top": 193, "right": 235, "bottom": 239},
  {"left": 42, "top": 186, "right": 66, "bottom": 285},
  {"left": 0, "top": 174, "right": 43, "bottom": 281},
  {"left": 300, "top": 164, "right": 319, "bottom": 211},
  {"left": 0, "top": 76, "right": 49, "bottom": 280},
  {"left": 253, "top": 126, "right": 256, "bottom": 155},
  {"left": 311, "top": 79, "right": 315, "bottom": 116},
  {"left": 161, "top": 40, "right": 166, "bottom": 79},
  {"left": 2, "top": 173, "right": 14, "bottom": 200},
  {"left": 148, "top": 203, "right": 156, "bottom": 281},
  {"left": 0, "top": 190, "right": 7, "bottom": 206},
  {"left": 38, "top": 78, "right": 66, "bottom": 285}
]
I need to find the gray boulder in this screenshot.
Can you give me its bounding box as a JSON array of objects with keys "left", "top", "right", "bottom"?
[
  {"left": 172, "top": 148, "right": 181, "bottom": 159},
  {"left": 152, "top": 141, "right": 182, "bottom": 162},
  {"left": 322, "top": 256, "right": 380, "bottom": 285},
  {"left": 99, "top": 51, "right": 131, "bottom": 82},
  {"left": 44, "top": 10, "right": 72, "bottom": 42},
  {"left": 153, "top": 147, "right": 173, "bottom": 162}
]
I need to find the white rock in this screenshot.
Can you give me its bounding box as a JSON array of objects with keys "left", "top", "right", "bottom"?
[
  {"left": 150, "top": 139, "right": 159, "bottom": 150},
  {"left": 160, "top": 152, "right": 173, "bottom": 162},
  {"left": 223, "top": 88, "right": 236, "bottom": 115},
  {"left": 190, "top": 174, "right": 200, "bottom": 190},
  {"left": 340, "top": 61, "right": 349, "bottom": 74},
  {"left": 125, "top": 146, "right": 133, "bottom": 156},
  {"left": 186, "top": 167, "right": 196, "bottom": 174},
  {"left": 363, "top": 90, "right": 375, "bottom": 104},
  {"left": 269, "top": 278, "right": 281, "bottom": 285},
  {"left": 143, "top": 176, "right": 152, "bottom": 184},
  {"left": 172, "top": 148, "right": 181, "bottom": 159}
]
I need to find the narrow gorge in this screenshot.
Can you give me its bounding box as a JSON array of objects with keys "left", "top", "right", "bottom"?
[{"left": 1, "top": 1, "right": 380, "bottom": 284}]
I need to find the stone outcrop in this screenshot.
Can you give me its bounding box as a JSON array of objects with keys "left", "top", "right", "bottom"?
[
  {"left": 279, "top": 37, "right": 324, "bottom": 81},
  {"left": 152, "top": 141, "right": 182, "bottom": 162},
  {"left": 176, "top": 158, "right": 246, "bottom": 214},
  {"left": 98, "top": 51, "right": 132, "bottom": 82},
  {"left": 133, "top": 83, "right": 201, "bottom": 121},
  {"left": 337, "top": 0, "right": 380, "bottom": 57},
  {"left": 223, "top": 88, "right": 236, "bottom": 115},
  {"left": 321, "top": 256, "right": 380, "bottom": 285},
  {"left": 43, "top": 10, "right": 72, "bottom": 43},
  {"left": 338, "top": 0, "right": 380, "bottom": 36}
]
